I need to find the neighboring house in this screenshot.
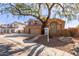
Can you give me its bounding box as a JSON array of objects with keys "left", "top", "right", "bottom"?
[
  {"left": 24, "top": 18, "right": 65, "bottom": 35},
  {"left": 0, "top": 21, "right": 26, "bottom": 34},
  {"left": 0, "top": 24, "right": 15, "bottom": 34},
  {"left": 11, "top": 21, "right": 26, "bottom": 33}
]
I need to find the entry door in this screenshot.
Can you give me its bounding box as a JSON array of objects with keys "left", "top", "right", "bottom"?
[{"left": 50, "top": 22, "right": 57, "bottom": 33}]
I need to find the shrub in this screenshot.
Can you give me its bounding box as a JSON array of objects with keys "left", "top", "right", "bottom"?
[
  {"left": 60, "top": 29, "right": 71, "bottom": 37},
  {"left": 68, "top": 28, "right": 78, "bottom": 37},
  {"left": 49, "top": 28, "right": 78, "bottom": 37}
]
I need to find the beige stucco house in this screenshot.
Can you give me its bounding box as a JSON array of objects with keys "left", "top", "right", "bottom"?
[{"left": 24, "top": 18, "right": 65, "bottom": 35}]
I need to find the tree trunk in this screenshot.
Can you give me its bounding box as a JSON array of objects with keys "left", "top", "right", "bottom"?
[{"left": 41, "top": 22, "right": 47, "bottom": 35}]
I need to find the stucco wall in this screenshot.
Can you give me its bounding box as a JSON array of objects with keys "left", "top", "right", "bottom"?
[
  {"left": 24, "top": 18, "right": 65, "bottom": 36},
  {"left": 24, "top": 25, "right": 42, "bottom": 35}
]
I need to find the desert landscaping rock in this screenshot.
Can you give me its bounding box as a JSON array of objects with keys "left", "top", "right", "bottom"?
[
  {"left": 39, "top": 47, "right": 73, "bottom": 56},
  {"left": 70, "top": 43, "right": 79, "bottom": 56}
]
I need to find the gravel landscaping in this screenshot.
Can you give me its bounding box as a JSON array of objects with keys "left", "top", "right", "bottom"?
[
  {"left": 0, "top": 34, "right": 74, "bottom": 56},
  {"left": 34, "top": 35, "right": 79, "bottom": 55}
]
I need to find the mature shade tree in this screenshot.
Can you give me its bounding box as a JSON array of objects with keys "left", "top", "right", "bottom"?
[{"left": 0, "top": 3, "right": 79, "bottom": 34}]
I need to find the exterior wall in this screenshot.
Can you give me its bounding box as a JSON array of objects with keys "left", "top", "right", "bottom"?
[
  {"left": 47, "top": 18, "right": 65, "bottom": 30},
  {"left": 24, "top": 18, "right": 65, "bottom": 35},
  {"left": 47, "top": 18, "right": 65, "bottom": 37},
  {"left": 24, "top": 25, "right": 42, "bottom": 35},
  {"left": 24, "top": 26, "right": 29, "bottom": 33},
  {"left": 30, "top": 26, "right": 42, "bottom": 35},
  {"left": 14, "top": 25, "right": 25, "bottom": 33},
  {"left": 0, "top": 28, "right": 15, "bottom": 34}
]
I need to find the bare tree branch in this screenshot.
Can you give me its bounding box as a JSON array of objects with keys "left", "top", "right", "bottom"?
[
  {"left": 20, "top": 13, "right": 44, "bottom": 23},
  {"left": 9, "top": 3, "right": 22, "bottom": 15},
  {"left": 45, "top": 3, "right": 55, "bottom": 23},
  {"left": 45, "top": 3, "right": 64, "bottom": 23},
  {"left": 38, "top": 3, "right": 41, "bottom": 18},
  {"left": 45, "top": 3, "right": 49, "bottom": 8},
  {"left": 56, "top": 3, "right": 64, "bottom": 11},
  {"left": 9, "top": 3, "right": 44, "bottom": 23}
]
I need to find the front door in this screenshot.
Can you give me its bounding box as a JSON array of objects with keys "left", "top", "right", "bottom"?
[{"left": 50, "top": 22, "right": 57, "bottom": 35}]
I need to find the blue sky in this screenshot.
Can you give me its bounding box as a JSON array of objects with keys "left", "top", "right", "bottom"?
[{"left": 0, "top": 14, "right": 34, "bottom": 24}]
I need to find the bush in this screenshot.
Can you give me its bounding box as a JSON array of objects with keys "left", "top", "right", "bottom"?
[
  {"left": 49, "top": 28, "right": 78, "bottom": 37},
  {"left": 60, "top": 29, "right": 71, "bottom": 37},
  {"left": 58, "top": 28, "right": 78, "bottom": 37},
  {"left": 69, "top": 28, "right": 78, "bottom": 37}
]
